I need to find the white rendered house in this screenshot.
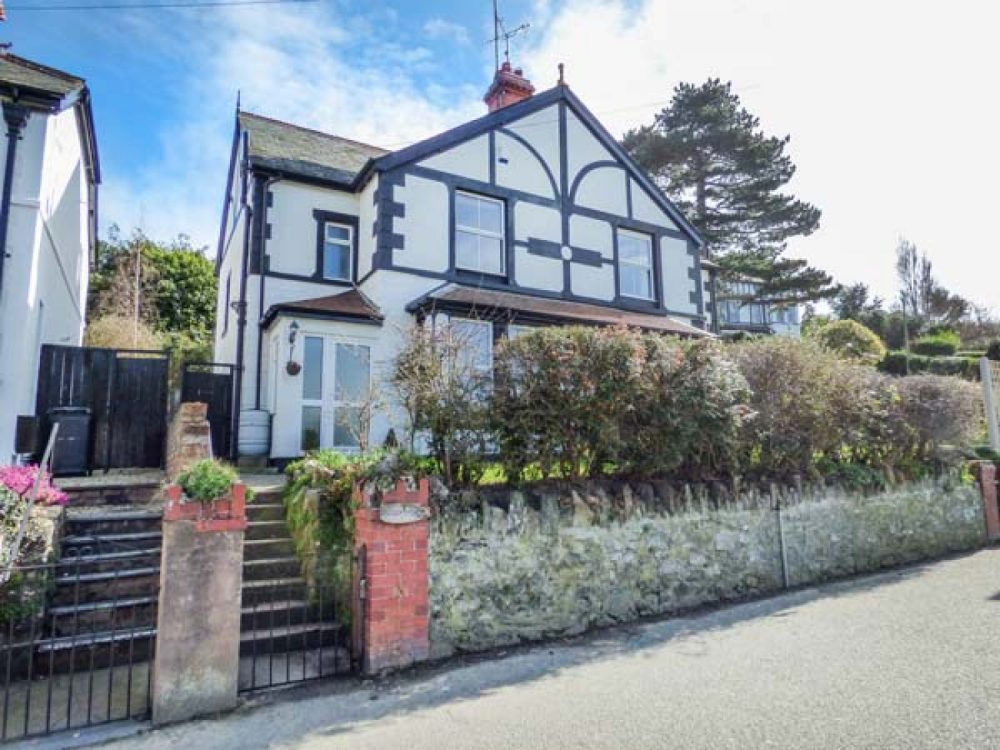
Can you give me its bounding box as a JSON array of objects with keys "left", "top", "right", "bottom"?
[
  {"left": 215, "top": 64, "right": 711, "bottom": 462},
  {"left": 0, "top": 54, "right": 99, "bottom": 463}
]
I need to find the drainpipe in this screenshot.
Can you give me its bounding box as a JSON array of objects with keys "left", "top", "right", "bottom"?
[
  {"left": 231, "top": 133, "right": 252, "bottom": 461},
  {"left": 0, "top": 102, "right": 30, "bottom": 302}
]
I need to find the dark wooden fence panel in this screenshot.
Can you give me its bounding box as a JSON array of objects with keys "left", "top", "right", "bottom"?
[
  {"left": 180, "top": 363, "right": 236, "bottom": 460},
  {"left": 34, "top": 345, "right": 169, "bottom": 472}
]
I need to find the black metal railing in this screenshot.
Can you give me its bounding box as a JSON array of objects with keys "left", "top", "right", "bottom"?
[
  {"left": 238, "top": 551, "right": 356, "bottom": 693},
  {"left": 0, "top": 551, "right": 157, "bottom": 743}
]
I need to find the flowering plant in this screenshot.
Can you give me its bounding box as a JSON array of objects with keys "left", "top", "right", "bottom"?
[{"left": 0, "top": 465, "right": 69, "bottom": 506}]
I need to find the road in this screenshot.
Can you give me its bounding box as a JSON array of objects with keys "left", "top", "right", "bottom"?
[{"left": 98, "top": 548, "right": 1000, "bottom": 750}]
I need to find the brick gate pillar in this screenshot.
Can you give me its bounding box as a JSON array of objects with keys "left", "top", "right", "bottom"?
[
  {"left": 353, "top": 478, "right": 431, "bottom": 674},
  {"left": 975, "top": 462, "right": 1000, "bottom": 542}
]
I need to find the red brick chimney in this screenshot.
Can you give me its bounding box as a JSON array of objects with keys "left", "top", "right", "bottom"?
[{"left": 484, "top": 62, "right": 535, "bottom": 112}]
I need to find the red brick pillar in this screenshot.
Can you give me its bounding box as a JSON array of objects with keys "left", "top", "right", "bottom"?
[
  {"left": 976, "top": 462, "right": 1000, "bottom": 542},
  {"left": 353, "top": 478, "right": 431, "bottom": 674}
]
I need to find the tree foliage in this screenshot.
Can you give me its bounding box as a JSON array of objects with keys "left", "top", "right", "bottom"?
[
  {"left": 622, "top": 78, "right": 835, "bottom": 304},
  {"left": 810, "top": 319, "right": 887, "bottom": 365}
]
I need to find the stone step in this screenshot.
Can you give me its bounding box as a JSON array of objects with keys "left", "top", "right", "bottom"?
[
  {"left": 241, "top": 577, "right": 307, "bottom": 606},
  {"left": 245, "top": 503, "right": 286, "bottom": 522},
  {"left": 239, "top": 621, "right": 345, "bottom": 656},
  {"left": 240, "top": 599, "right": 336, "bottom": 631},
  {"left": 47, "top": 596, "right": 158, "bottom": 635},
  {"left": 245, "top": 520, "right": 292, "bottom": 541},
  {"left": 242, "top": 556, "right": 301, "bottom": 582},
  {"left": 52, "top": 566, "right": 160, "bottom": 606},
  {"left": 27, "top": 626, "right": 157, "bottom": 674},
  {"left": 243, "top": 537, "right": 296, "bottom": 561}
]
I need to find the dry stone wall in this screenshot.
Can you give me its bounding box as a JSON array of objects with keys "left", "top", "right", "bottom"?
[{"left": 429, "top": 476, "right": 984, "bottom": 657}]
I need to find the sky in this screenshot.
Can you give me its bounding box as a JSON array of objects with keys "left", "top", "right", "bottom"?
[{"left": 9, "top": 0, "right": 1000, "bottom": 309}]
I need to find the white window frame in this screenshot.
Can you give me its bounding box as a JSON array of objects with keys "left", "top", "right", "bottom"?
[
  {"left": 300, "top": 334, "right": 372, "bottom": 453},
  {"left": 322, "top": 221, "right": 353, "bottom": 282},
  {"left": 617, "top": 228, "right": 655, "bottom": 301},
  {"left": 454, "top": 191, "right": 506, "bottom": 276}
]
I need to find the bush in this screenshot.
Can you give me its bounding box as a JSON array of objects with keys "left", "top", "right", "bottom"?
[
  {"left": 811, "top": 319, "right": 887, "bottom": 364},
  {"left": 879, "top": 352, "right": 979, "bottom": 379},
  {"left": 986, "top": 340, "right": 1000, "bottom": 361},
  {"left": 391, "top": 324, "right": 491, "bottom": 487},
  {"left": 85, "top": 314, "right": 162, "bottom": 350},
  {"left": 893, "top": 375, "right": 983, "bottom": 466},
  {"left": 176, "top": 459, "right": 238, "bottom": 502},
  {"left": 0, "top": 465, "right": 68, "bottom": 506},
  {"left": 911, "top": 330, "right": 961, "bottom": 356}
]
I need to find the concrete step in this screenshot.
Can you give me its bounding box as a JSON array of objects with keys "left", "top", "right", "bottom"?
[
  {"left": 58, "top": 548, "right": 161, "bottom": 575},
  {"left": 27, "top": 626, "right": 157, "bottom": 674},
  {"left": 52, "top": 566, "right": 160, "bottom": 606},
  {"left": 47, "top": 596, "right": 158, "bottom": 635},
  {"left": 62, "top": 530, "right": 163, "bottom": 553},
  {"left": 241, "top": 577, "right": 307, "bottom": 606},
  {"left": 245, "top": 520, "right": 292, "bottom": 541},
  {"left": 243, "top": 537, "right": 296, "bottom": 561},
  {"left": 239, "top": 621, "right": 345, "bottom": 656},
  {"left": 240, "top": 599, "right": 334, "bottom": 631},
  {"left": 245, "top": 503, "right": 286, "bottom": 522},
  {"left": 242, "top": 557, "right": 301, "bottom": 582},
  {"left": 64, "top": 510, "right": 162, "bottom": 537}
]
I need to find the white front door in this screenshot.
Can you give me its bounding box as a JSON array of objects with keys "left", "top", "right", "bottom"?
[{"left": 300, "top": 335, "right": 371, "bottom": 453}]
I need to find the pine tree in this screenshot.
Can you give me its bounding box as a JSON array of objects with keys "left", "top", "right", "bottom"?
[{"left": 623, "top": 79, "right": 835, "bottom": 303}]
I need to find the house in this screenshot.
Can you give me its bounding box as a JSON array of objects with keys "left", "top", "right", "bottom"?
[
  {"left": 215, "top": 63, "right": 710, "bottom": 461},
  {"left": 0, "top": 53, "right": 99, "bottom": 464},
  {"left": 701, "top": 261, "right": 801, "bottom": 337}
]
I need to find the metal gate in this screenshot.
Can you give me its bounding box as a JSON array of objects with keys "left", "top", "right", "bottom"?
[
  {"left": 238, "top": 549, "right": 361, "bottom": 693},
  {"left": 34, "top": 345, "right": 169, "bottom": 472},
  {"left": 180, "top": 363, "right": 237, "bottom": 460},
  {"left": 0, "top": 553, "right": 157, "bottom": 743}
]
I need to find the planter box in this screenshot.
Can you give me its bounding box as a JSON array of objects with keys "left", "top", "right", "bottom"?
[{"left": 163, "top": 483, "right": 247, "bottom": 533}]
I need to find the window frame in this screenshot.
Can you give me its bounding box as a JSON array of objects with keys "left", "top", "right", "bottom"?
[
  {"left": 616, "top": 228, "right": 656, "bottom": 302},
  {"left": 299, "top": 334, "right": 373, "bottom": 453},
  {"left": 313, "top": 209, "right": 358, "bottom": 284},
  {"left": 454, "top": 190, "right": 507, "bottom": 277}
]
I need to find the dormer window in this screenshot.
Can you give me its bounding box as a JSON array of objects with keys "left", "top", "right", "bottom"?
[
  {"left": 455, "top": 191, "right": 505, "bottom": 276},
  {"left": 617, "top": 229, "right": 654, "bottom": 301},
  {"left": 322, "top": 222, "right": 353, "bottom": 282}
]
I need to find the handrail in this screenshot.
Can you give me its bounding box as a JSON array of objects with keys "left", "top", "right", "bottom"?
[{"left": 0, "top": 422, "right": 59, "bottom": 584}]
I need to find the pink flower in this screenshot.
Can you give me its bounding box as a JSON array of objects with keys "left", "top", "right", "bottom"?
[{"left": 0, "top": 465, "right": 69, "bottom": 506}]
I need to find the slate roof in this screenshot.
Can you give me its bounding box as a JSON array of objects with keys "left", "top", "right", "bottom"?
[
  {"left": 0, "top": 53, "right": 84, "bottom": 99},
  {"left": 239, "top": 111, "right": 388, "bottom": 185},
  {"left": 409, "top": 284, "right": 710, "bottom": 338},
  {"left": 261, "top": 288, "right": 384, "bottom": 328}
]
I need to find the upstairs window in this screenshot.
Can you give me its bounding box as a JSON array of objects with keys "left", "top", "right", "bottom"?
[
  {"left": 455, "top": 191, "right": 505, "bottom": 276},
  {"left": 618, "top": 229, "right": 654, "bottom": 301},
  {"left": 322, "top": 222, "right": 353, "bottom": 282}
]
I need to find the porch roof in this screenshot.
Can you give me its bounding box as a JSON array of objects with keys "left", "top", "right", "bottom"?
[
  {"left": 407, "top": 284, "right": 711, "bottom": 338},
  {"left": 261, "top": 288, "right": 384, "bottom": 328}
]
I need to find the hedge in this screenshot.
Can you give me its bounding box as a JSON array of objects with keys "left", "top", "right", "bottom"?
[{"left": 879, "top": 352, "right": 980, "bottom": 379}]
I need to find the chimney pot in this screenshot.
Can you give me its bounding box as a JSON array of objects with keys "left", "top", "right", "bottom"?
[{"left": 483, "top": 63, "right": 535, "bottom": 113}]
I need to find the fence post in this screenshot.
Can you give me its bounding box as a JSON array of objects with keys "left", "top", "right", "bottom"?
[
  {"left": 981, "top": 358, "right": 1000, "bottom": 453},
  {"left": 352, "top": 478, "right": 431, "bottom": 675}
]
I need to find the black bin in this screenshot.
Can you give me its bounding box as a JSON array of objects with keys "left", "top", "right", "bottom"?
[{"left": 48, "top": 406, "right": 91, "bottom": 476}]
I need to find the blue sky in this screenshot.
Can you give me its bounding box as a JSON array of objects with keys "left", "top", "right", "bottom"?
[{"left": 8, "top": 0, "right": 1000, "bottom": 307}]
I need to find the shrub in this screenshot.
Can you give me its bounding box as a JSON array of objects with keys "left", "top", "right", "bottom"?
[
  {"left": 493, "top": 326, "right": 646, "bottom": 480},
  {"left": 893, "top": 375, "right": 983, "bottom": 466},
  {"left": 911, "top": 330, "right": 961, "bottom": 356},
  {"left": 811, "top": 319, "right": 887, "bottom": 365},
  {"left": 176, "top": 459, "right": 238, "bottom": 502},
  {"left": 84, "top": 314, "right": 162, "bottom": 350},
  {"left": 987, "top": 340, "right": 1000, "bottom": 361},
  {"left": 879, "top": 352, "right": 979, "bottom": 379},
  {"left": 0, "top": 465, "right": 69, "bottom": 506},
  {"left": 391, "top": 324, "right": 491, "bottom": 487},
  {"left": 620, "top": 338, "right": 750, "bottom": 479}
]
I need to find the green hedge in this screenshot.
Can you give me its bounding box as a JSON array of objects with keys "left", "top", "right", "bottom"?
[
  {"left": 879, "top": 352, "right": 980, "bottom": 379},
  {"left": 911, "top": 331, "right": 961, "bottom": 356}
]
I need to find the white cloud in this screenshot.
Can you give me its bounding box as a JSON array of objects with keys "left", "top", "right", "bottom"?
[
  {"left": 103, "top": 0, "right": 1000, "bottom": 310},
  {"left": 422, "top": 18, "right": 472, "bottom": 46}
]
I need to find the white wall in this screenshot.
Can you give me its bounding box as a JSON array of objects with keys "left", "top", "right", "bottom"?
[
  {"left": 268, "top": 180, "right": 359, "bottom": 277},
  {"left": 392, "top": 174, "right": 449, "bottom": 272},
  {"left": 660, "top": 236, "right": 698, "bottom": 316},
  {"left": 0, "top": 106, "right": 91, "bottom": 462}
]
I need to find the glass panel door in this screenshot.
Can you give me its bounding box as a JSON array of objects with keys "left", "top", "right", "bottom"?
[{"left": 299, "top": 335, "right": 371, "bottom": 453}]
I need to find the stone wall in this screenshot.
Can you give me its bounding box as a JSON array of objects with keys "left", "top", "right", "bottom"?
[{"left": 429, "top": 476, "right": 985, "bottom": 657}]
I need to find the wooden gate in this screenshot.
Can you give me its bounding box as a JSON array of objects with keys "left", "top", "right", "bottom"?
[
  {"left": 34, "top": 345, "right": 169, "bottom": 472},
  {"left": 180, "top": 363, "right": 236, "bottom": 460}
]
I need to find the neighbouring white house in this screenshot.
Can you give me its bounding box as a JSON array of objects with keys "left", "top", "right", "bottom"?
[
  {"left": 0, "top": 53, "right": 99, "bottom": 464},
  {"left": 215, "top": 63, "right": 713, "bottom": 462},
  {"left": 700, "top": 260, "right": 801, "bottom": 338}
]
